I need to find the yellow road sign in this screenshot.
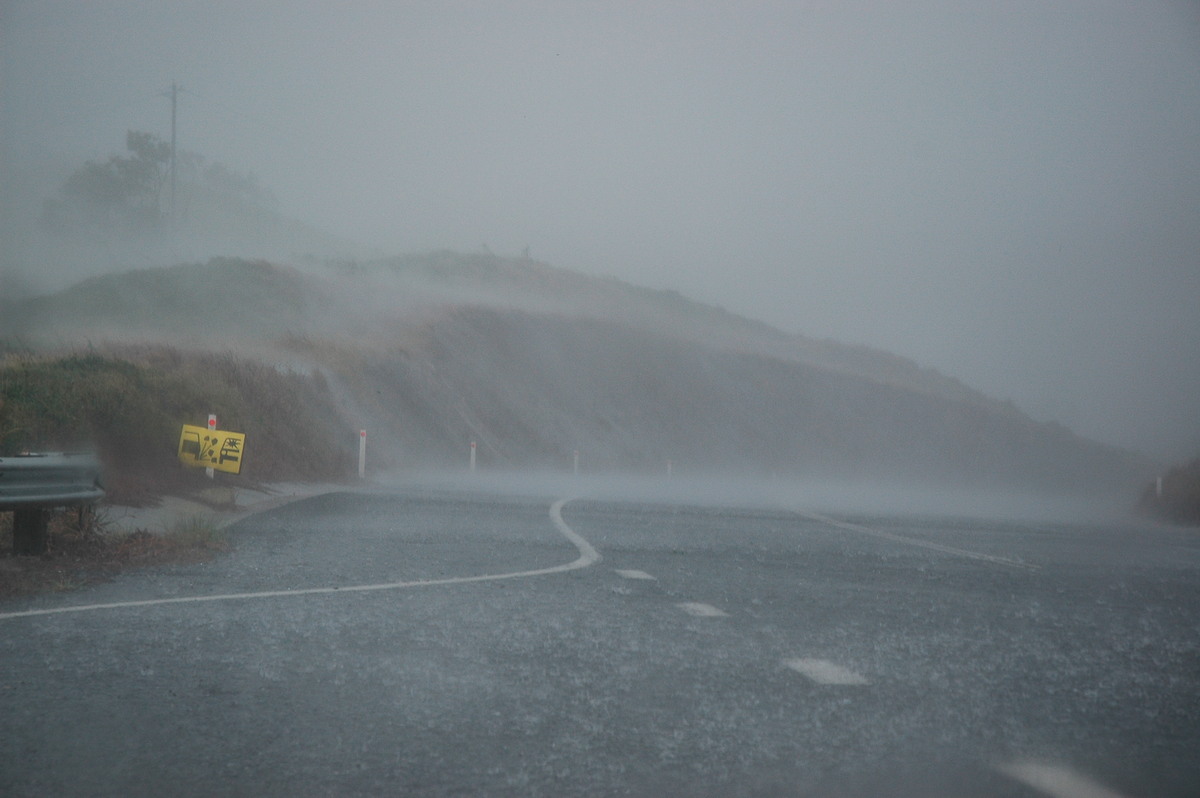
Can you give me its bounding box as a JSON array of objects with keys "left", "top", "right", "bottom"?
[{"left": 178, "top": 424, "right": 246, "bottom": 475}]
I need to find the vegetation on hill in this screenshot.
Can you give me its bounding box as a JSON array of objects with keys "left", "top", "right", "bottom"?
[
  {"left": 0, "top": 348, "right": 357, "bottom": 504},
  {"left": 2, "top": 133, "right": 368, "bottom": 301},
  {"left": 40, "top": 130, "right": 281, "bottom": 242}
]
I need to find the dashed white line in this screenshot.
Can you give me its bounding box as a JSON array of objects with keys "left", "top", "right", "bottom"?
[
  {"left": 676, "top": 602, "right": 729, "bottom": 618},
  {"left": 615, "top": 569, "right": 657, "bottom": 580},
  {"left": 784, "top": 658, "right": 869, "bottom": 685},
  {"left": 0, "top": 497, "right": 598, "bottom": 621},
  {"left": 995, "top": 761, "right": 1129, "bottom": 798}
]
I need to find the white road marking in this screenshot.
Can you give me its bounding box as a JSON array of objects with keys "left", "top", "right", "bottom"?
[
  {"left": 614, "top": 569, "right": 656, "bottom": 580},
  {"left": 676, "top": 602, "right": 729, "bottom": 617},
  {"left": 996, "top": 760, "right": 1129, "bottom": 798},
  {"left": 784, "top": 658, "right": 869, "bottom": 685},
  {"left": 793, "top": 510, "right": 1039, "bottom": 571},
  {"left": 0, "top": 498, "right": 598, "bottom": 621}
]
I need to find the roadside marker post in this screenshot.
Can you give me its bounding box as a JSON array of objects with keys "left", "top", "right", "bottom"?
[
  {"left": 470, "top": 441, "right": 476, "bottom": 472},
  {"left": 574, "top": 449, "right": 579, "bottom": 476},
  {"left": 358, "top": 430, "right": 367, "bottom": 479}
]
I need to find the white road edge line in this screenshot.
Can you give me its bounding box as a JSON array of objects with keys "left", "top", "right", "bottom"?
[
  {"left": 614, "top": 569, "right": 657, "bottom": 580},
  {"left": 995, "top": 760, "right": 1129, "bottom": 798},
  {"left": 676, "top": 602, "right": 730, "bottom": 618},
  {"left": 0, "top": 497, "right": 599, "bottom": 622},
  {"left": 793, "top": 510, "right": 1039, "bottom": 571},
  {"left": 784, "top": 657, "right": 870, "bottom": 685}
]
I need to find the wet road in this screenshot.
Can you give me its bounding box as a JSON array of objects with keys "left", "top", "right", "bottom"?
[{"left": 2, "top": 488, "right": 1198, "bottom": 796}]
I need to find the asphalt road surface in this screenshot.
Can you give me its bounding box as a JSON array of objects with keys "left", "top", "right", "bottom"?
[{"left": 2, "top": 486, "right": 1198, "bottom": 797}]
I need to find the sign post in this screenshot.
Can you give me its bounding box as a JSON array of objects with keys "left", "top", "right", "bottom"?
[
  {"left": 470, "top": 440, "right": 476, "bottom": 472},
  {"left": 206, "top": 414, "right": 217, "bottom": 478}
]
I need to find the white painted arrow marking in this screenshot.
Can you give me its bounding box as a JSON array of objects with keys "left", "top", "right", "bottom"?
[
  {"left": 784, "top": 658, "right": 869, "bottom": 685},
  {"left": 677, "top": 602, "right": 729, "bottom": 617}
]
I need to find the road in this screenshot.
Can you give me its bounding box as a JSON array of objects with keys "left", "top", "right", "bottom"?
[{"left": 2, "top": 487, "right": 1198, "bottom": 796}]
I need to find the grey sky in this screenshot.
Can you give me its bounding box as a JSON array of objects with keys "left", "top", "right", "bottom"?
[{"left": 2, "top": 1, "right": 1199, "bottom": 461}]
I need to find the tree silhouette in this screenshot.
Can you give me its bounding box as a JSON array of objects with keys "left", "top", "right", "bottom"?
[
  {"left": 42, "top": 131, "right": 171, "bottom": 237},
  {"left": 41, "top": 131, "right": 278, "bottom": 242}
]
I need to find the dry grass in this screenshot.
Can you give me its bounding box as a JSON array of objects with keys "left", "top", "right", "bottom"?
[
  {"left": 0, "top": 343, "right": 359, "bottom": 597},
  {"left": 1, "top": 346, "right": 356, "bottom": 499},
  {"left": 0, "top": 506, "right": 230, "bottom": 598}
]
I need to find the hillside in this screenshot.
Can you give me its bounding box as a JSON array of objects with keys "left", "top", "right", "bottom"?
[
  {"left": 0, "top": 253, "right": 1024, "bottom": 408},
  {"left": 1138, "top": 459, "right": 1200, "bottom": 526},
  {"left": 0, "top": 255, "right": 1156, "bottom": 503}
]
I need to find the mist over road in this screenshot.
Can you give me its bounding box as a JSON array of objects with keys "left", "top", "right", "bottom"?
[{"left": 2, "top": 488, "right": 1197, "bottom": 796}]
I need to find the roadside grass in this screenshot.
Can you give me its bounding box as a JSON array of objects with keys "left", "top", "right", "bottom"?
[
  {"left": 0, "top": 346, "right": 355, "bottom": 503},
  {"left": 155, "top": 514, "right": 230, "bottom": 552},
  {"left": 0, "top": 506, "right": 230, "bottom": 598},
  {"left": 0, "top": 344, "right": 357, "bottom": 598}
]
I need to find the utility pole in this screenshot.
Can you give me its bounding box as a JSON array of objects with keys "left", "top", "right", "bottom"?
[{"left": 169, "top": 81, "right": 178, "bottom": 221}]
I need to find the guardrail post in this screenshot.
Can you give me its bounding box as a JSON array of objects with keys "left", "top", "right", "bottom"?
[
  {"left": 11, "top": 508, "right": 49, "bottom": 556},
  {"left": 1, "top": 452, "right": 105, "bottom": 555}
]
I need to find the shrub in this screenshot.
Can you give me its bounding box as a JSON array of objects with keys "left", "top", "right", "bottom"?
[{"left": 0, "top": 347, "right": 355, "bottom": 501}]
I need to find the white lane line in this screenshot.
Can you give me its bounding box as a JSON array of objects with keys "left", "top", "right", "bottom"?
[
  {"left": 784, "top": 658, "right": 869, "bottom": 685},
  {"left": 677, "top": 602, "right": 729, "bottom": 617},
  {"left": 995, "top": 761, "right": 1129, "bottom": 798},
  {"left": 0, "top": 498, "right": 599, "bottom": 622},
  {"left": 793, "top": 510, "right": 1039, "bottom": 571},
  {"left": 615, "top": 569, "right": 657, "bottom": 580}
]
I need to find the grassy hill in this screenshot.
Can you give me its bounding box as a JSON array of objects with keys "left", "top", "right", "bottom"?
[
  {"left": 0, "top": 254, "right": 1157, "bottom": 507},
  {"left": 2, "top": 253, "right": 1005, "bottom": 407}
]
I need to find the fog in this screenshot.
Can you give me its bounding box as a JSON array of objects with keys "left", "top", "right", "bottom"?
[
  {"left": 2, "top": 1, "right": 1199, "bottom": 462},
  {"left": 381, "top": 468, "right": 1139, "bottom": 527}
]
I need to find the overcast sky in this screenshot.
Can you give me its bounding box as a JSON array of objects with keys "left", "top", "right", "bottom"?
[{"left": 2, "top": 1, "right": 1199, "bottom": 461}]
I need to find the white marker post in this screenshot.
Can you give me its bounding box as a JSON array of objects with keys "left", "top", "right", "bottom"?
[
  {"left": 206, "top": 414, "right": 216, "bottom": 479},
  {"left": 1157, "top": 476, "right": 1163, "bottom": 498},
  {"left": 470, "top": 440, "right": 477, "bottom": 472},
  {"left": 666, "top": 459, "right": 673, "bottom": 478},
  {"left": 358, "top": 429, "right": 367, "bottom": 479},
  {"left": 573, "top": 450, "right": 580, "bottom": 476}
]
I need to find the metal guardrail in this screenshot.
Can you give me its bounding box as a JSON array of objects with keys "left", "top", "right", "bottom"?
[
  {"left": 0, "top": 452, "right": 105, "bottom": 510},
  {"left": 0, "top": 453, "right": 104, "bottom": 554}
]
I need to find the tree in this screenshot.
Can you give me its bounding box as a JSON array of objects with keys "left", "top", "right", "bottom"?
[
  {"left": 202, "top": 161, "right": 278, "bottom": 210},
  {"left": 42, "top": 131, "right": 171, "bottom": 237},
  {"left": 41, "top": 131, "right": 279, "bottom": 241}
]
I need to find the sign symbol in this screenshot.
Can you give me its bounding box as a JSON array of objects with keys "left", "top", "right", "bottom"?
[{"left": 178, "top": 424, "right": 246, "bottom": 475}]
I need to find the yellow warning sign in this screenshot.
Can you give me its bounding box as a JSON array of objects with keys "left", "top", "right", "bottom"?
[{"left": 178, "top": 424, "right": 246, "bottom": 475}]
